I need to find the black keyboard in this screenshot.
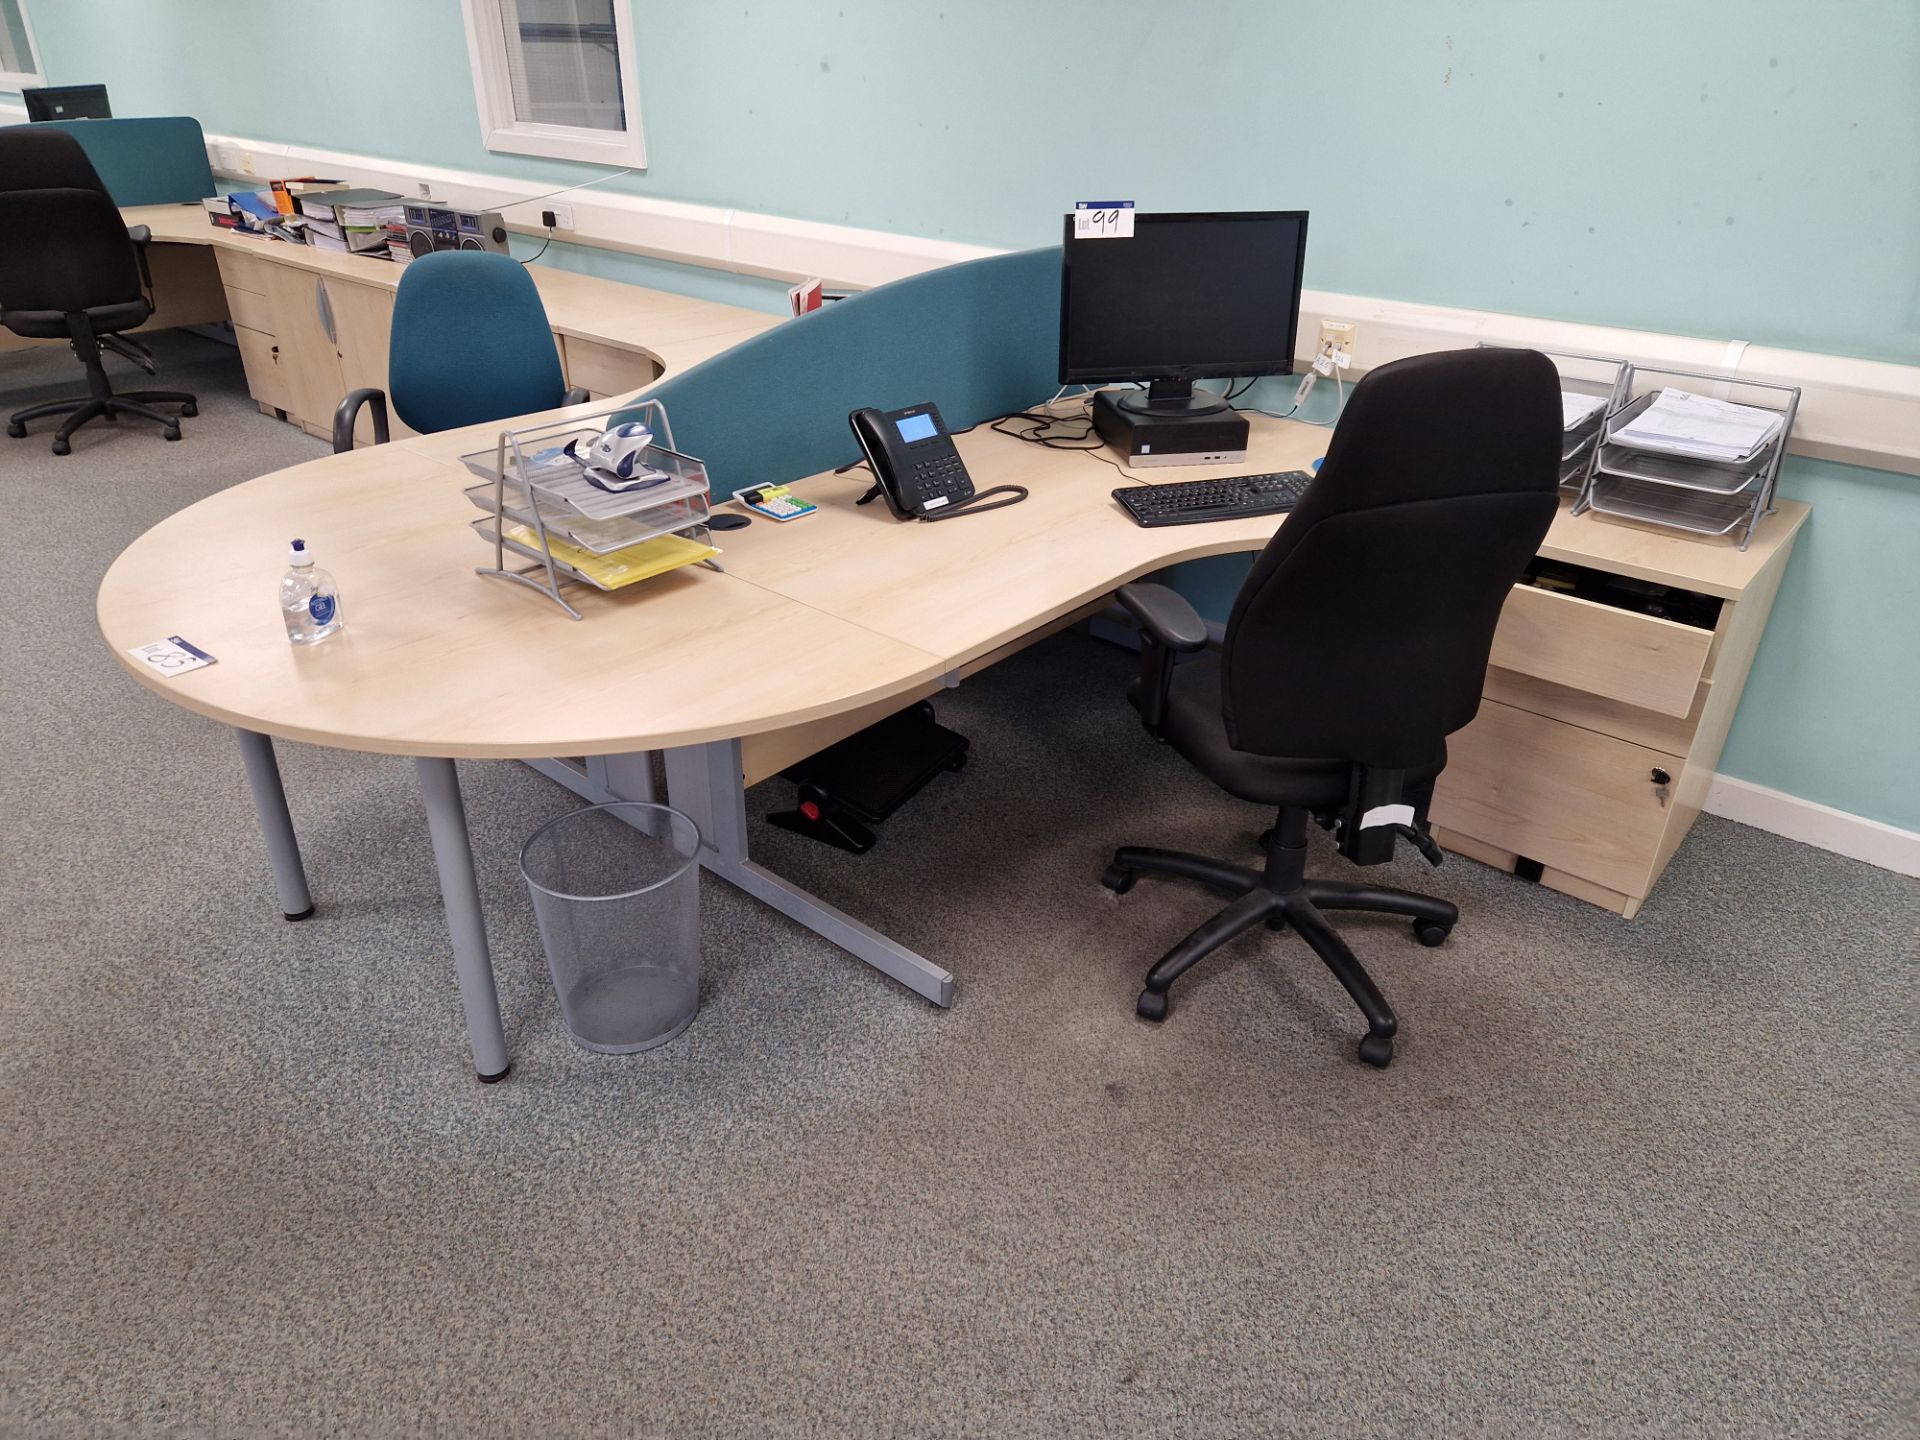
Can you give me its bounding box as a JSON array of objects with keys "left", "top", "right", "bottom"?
[{"left": 1114, "top": 471, "right": 1315, "bottom": 527}]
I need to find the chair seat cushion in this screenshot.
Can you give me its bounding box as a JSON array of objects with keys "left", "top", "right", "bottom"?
[
  {"left": 2, "top": 299, "right": 151, "bottom": 339},
  {"left": 1159, "top": 656, "right": 1444, "bottom": 808}
]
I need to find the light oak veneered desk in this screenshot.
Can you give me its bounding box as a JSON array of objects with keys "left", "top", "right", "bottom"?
[
  {"left": 97, "top": 349, "right": 1806, "bottom": 1079},
  {"left": 2, "top": 203, "right": 780, "bottom": 443}
]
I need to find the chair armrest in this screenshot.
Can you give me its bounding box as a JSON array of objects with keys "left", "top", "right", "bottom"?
[
  {"left": 561, "top": 385, "right": 591, "bottom": 407},
  {"left": 333, "top": 388, "right": 390, "bottom": 454},
  {"left": 1116, "top": 582, "right": 1208, "bottom": 740},
  {"left": 126, "top": 224, "right": 153, "bottom": 290},
  {"left": 1116, "top": 582, "right": 1208, "bottom": 653}
]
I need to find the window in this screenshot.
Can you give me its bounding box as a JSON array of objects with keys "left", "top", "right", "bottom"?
[
  {"left": 460, "top": 0, "right": 647, "bottom": 167},
  {"left": 0, "top": 0, "right": 45, "bottom": 89}
]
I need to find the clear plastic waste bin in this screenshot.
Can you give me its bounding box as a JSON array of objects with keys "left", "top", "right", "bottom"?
[{"left": 519, "top": 802, "right": 703, "bottom": 1054}]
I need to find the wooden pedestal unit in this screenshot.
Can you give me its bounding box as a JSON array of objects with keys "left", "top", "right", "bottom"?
[{"left": 1430, "top": 500, "right": 1808, "bottom": 917}]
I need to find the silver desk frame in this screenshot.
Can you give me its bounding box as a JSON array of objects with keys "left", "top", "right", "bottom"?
[{"left": 234, "top": 730, "right": 952, "bottom": 1084}]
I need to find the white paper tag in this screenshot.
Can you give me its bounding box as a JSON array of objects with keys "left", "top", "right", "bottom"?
[
  {"left": 128, "top": 636, "right": 217, "bottom": 677},
  {"left": 1331, "top": 348, "right": 1353, "bottom": 370},
  {"left": 1312, "top": 353, "right": 1335, "bottom": 377},
  {"left": 1360, "top": 803, "right": 1415, "bottom": 831},
  {"left": 1073, "top": 201, "right": 1135, "bottom": 239},
  {"left": 921, "top": 494, "right": 950, "bottom": 510}
]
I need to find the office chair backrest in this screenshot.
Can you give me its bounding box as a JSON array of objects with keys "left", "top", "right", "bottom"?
[
  {"left": 387, "top": 251, "right": 567, "bottom": 434},
  {"left": 0, "top": 129, "right": 144, "bottom": 317},
  {"left": 1222, "top": 347, "right": 1562, "bottom": 768}
]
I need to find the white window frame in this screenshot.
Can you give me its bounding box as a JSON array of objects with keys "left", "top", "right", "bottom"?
[
  {"left": 0, "top": 0, "right": 46, "bottom": 90},
  {"left": 459, "top": 0, "right": 647, "bottom": 168}
]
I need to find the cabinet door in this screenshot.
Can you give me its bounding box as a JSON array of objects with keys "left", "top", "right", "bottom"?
[
  {"left": 259, "top": 265, "right": 346, "bottom": 431},
  {"left": 325, "top": 279, "right": 417, "bottom": 444},
  {"left": 1430, "top": 698, "right": 1676, "bottom": 899},
  {"left": 232, "top": 325, "right": 292, "bottom": 413}
]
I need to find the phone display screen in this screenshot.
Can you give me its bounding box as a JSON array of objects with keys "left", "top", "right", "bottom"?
[{"left": 894, "top": 413, "right": 937, "bottom": 444}]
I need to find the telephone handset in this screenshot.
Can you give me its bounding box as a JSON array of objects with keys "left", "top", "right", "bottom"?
[{"left": 848, "top": 402, "right": 1028, "bottom": 521}]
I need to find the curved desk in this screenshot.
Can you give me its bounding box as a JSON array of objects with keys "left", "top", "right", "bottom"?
[
  {"left": 94, "top": 233, "right": 1809, "bottom": 1082},
  {"left": 97, "top": 393, "right": 1336, "bottom": 1076}
]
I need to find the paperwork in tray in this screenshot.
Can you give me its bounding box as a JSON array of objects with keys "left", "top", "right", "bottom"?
[
  {"left": 1611, "top": 388, "right": 1783, "bottom": 462},
  {"left": 1561, "top": 392, "right": 1607, "bottom": 430},
  {"left": 501, "top": 523, "right": 716, "bottom": 589}
]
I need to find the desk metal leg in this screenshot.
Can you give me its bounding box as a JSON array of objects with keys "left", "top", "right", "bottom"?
[
  {"left": 661, "top": 740, "right": 955, "bottom": 1008},
  {"left": 414, "top": 757, "right": 511, "bottom": 1083},
  {"left": 236, "top": 729, "right": 314, "bottom": 921}
]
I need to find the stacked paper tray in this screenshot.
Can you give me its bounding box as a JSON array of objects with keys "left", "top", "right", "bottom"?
[
  {"left": 1560, "top": 412, "right": 1604, "bottom": 490},
  {"left": 470, "top": 518, "right": 717, "bottom": 591},
  {"left": 1584, "top": 476, "right": 1756, "bottom": 537},
  {"left": 462, "top": 477, "right": 709, "bottom": 555},
  {"left": 1594, "top": 392, "right": 1776, "bottom": 494}
]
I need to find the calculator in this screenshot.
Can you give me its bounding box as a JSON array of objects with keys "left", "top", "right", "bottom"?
[{"left": 739, "top": 485, "right": 817, "bottom": 521}]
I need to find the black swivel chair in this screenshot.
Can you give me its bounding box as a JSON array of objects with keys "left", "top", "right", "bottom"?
[
  {"left": 1102, "top": 348, "right": 1563, "bottom": 1068},
  {"left": 0, "top": 127, "right": 196, "bottom": 455}
]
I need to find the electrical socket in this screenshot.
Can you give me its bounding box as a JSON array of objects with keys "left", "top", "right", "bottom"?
[
  {"left": 238, "top": 150, "right": 257, "bottom": 177},
  {"left": 416, "top": 181, "right": 433, "bottom": 199},
  {"left": 1318, "top": 319, "right": 1358, "bottom": 368},
  {"left": 548, "top": 204, "right": 575, "bottom": 231}
]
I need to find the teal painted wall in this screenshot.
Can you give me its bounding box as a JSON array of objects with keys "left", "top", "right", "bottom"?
[{"left": 8, "top": 1, "right": 1917, "bottom": 827}]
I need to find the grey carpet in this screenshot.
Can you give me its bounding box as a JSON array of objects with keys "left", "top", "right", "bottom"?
[{"left": 2, "top": 333, "right": 1914, "bottom": 1439}]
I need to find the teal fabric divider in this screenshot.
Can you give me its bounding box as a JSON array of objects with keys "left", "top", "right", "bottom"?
[
  {"left": 10, "top": 117, "right": 215, "bottom": 206},
  {"left": 638, "top": 247, "right": 1061, "bottom": 500}
]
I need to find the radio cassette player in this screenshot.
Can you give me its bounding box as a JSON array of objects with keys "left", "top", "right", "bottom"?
[{"left": 402, "top": 204, "right": 510, "bottom": 258}]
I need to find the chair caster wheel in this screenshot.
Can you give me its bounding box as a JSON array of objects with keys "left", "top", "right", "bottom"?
[
  {"left": 51, "top": 438, "right": 71, "bottom": 456},
  {"left": 162, "top": 424, "right": 182, "bottom": 441},
  {"left": 1413, "top": 920, "right": 1451, "bottom": 948},
  {"left": 1357, "top": 1032, "right": 1394, "bottom": 1068},
  {"left": 1101, "top": 865, "right": 1136, "bottom": 895},
  {"left": 179, "top": 401, "right": 198, "bottom": 417},
  {"left": 1136, "top": 988, "right": 1168, "bottom": 1022},
  {"left": 5, "top": 421, "right": 24, "bottom": 439}
]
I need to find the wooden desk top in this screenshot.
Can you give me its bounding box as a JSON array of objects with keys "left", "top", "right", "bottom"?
[
  {"left": 122, "top": 203, "right": 781, "bottom": 375},
  {"left": 92, "top": 226, "right": 1811, "bottom": 758},
  {"left": 97, "top": 374, "right": 1809, "bottom": 759}
]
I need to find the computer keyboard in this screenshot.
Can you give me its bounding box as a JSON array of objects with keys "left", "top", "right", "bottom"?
[{"left": 1114, "top": 471, "right": 1315, "bottom": 527}]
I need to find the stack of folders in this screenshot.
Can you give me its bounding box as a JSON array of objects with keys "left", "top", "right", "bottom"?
[
  {"left": 384, "top": 221, "right": 413, "bottom": 266},
  {"left": 1610, "top": 389, "right": 1783, "bottom": 463},
  {"left": 295, "top": 188, "right": 406, "bottom": 257}
]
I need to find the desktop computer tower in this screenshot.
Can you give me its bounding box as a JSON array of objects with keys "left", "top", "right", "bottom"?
[{"left": 1090, "top": 390, "right": 1250, "bottom": 468}]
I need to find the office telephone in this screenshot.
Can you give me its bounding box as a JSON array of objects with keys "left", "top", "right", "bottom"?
[{"left": 848, "top": 402, "right": 1027, "bottom": 521}]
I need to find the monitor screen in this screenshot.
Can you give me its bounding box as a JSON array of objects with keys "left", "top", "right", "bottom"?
[
  {"left": 1059, "top": 211, "right": 1308, "bottom": 385},
  {"left": 23, "top": 85, "right": 113, "bottom": 122}
]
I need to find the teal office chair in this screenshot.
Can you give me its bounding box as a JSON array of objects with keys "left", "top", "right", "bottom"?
[{"left": 333, "top": 251, "right": 588, "bottom": 452}]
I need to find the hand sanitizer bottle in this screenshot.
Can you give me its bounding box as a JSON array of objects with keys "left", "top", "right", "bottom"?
[{"left": 281, "top": 538, "right": 343, "bottom": 645}]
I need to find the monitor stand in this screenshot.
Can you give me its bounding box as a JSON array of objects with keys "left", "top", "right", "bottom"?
[{"left": 1114, "top": 377, "right": 1230, "bottom": 418}]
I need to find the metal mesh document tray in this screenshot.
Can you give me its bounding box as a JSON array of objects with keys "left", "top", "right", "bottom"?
[{"left": 463, "top": 400, "right": 719, "bottom": 618}]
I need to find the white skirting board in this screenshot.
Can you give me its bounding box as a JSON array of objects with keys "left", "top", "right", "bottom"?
[{"left": 1702, "top": 776, "right": 1920, "bottom": 878}]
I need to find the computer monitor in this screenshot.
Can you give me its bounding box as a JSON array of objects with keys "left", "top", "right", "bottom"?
[
  {"left": 1059, "top": 209, "right": 1308, "bottom": 416},
  {"left": 24, "top": 85, "right": 113, "bottom": 122}
]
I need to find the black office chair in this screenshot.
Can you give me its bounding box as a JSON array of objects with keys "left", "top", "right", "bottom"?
[
  {"left": 1102, "top": 347, "right": 1562, "bottom": 1068},
  {"left": 0, "top": 127, "right": 196, "bottom": 455}
]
